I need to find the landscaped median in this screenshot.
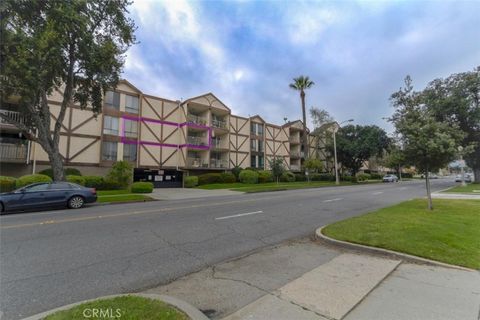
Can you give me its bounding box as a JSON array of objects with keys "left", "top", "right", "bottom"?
[
  {"left": 321, "top": 199, "right": 480, "bottom": 269},
  {"left": 443, "top": 183, "right": 480, "bottom": 194}
]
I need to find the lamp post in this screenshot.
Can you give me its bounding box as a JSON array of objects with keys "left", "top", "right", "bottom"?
[{"left": 330, "top": 119, "right": 354, "bottom": 185}]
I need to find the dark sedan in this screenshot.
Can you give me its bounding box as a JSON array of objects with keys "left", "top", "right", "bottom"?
[{"left": 0, "top": 182, "right": 97, "bottom": 213}]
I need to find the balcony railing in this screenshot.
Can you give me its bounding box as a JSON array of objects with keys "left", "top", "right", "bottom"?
[
  {"left": 0, "top": 110, "right": 24, "bottom": 126},
  {"left": 212, "top": 119, "right": 227, "bottom": 129},
  {"left": 290, "top": 165, "right": 301, "bottom": 172},
  {"left": 187, "top": 114, "right": 207, "bottom": 126},
  {"left": 211, "top": 139, "right": 226, "bottom": 149},
  {"left": 187, "top": 136, "right": 208, "bottom": 146},
  {"left": 210, "top": 159, "right": 228, "bottom": 168},
  {"left": 187, "top": 157, "right": 208, "bottom": 168},
  {"left": 0, "top": 143, "right": 27, "bottom": 162}
]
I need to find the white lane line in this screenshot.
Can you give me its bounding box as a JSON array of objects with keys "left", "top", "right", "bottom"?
[
  {"left": 372, "top": 191, "right": 383, "bottom": 195},
  {"left": 323, "top": 198, "right": 343, "bottom": 203},
  {"left": 215, "top": 211, "right": 264, "bottom": 220}
]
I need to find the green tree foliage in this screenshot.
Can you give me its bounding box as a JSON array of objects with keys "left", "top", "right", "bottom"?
[
  {"left": 268, "top": 157, "right": 286, "bottom": 183},
  {"left": 390, "top": 76, "right": 463, "bottom": 209},
  {"left": 422, "top": 67, "right": 480, "bottom": 183},
  {"left": 290, "top": 76, "right": 314, "bottom": 160},
  {"left": 106, "top": 161, "right": 133, "bottom": 188},
  {"left": 0, "top": 0, "right": 136, "bottom": 181},
  {"left": 328, "top": 125, "right": 390, "bottom": 176},
  {"left": 304, "top": 158, "right": 323, "bottom": 173}
]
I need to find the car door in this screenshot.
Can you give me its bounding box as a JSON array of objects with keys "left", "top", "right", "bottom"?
[
  {"left": 47, "top": 183, "right": 72, "bottom": 206},
  {"left": 9, "top": 183, "right": 51, "bottom": 210}
]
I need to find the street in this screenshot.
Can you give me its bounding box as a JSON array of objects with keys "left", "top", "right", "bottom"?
[{"left": 0, "top": 179, "right": 453, "bottom": 319}]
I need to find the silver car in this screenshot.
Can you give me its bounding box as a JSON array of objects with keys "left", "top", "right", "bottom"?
[{"left": 383, "top": 174, "right": 398, "bottom": 182}]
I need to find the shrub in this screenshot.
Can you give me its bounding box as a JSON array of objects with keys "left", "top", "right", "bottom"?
[
  {"left": 66, "top": 175, "right": 86, "bottom": 186},
  {"left": 0, "top": 176, "right": 17, "bottom": 192},
  {"left": 244, "top": 167, "right": 258, "bottom": 171},
  {"left": 184, "top": 176, "right": 199, "bottom": 188},
  {"left": 39, "top": 167, "right": 82, "bottom": 179},
  {"left": 219, "top": 172, "right": 236, "bottom": 183},
  {"left": 106, "top": 161, "right": 133, "bottom": 188},
  {"left": 16, "top": 174, "right": 52, "bottom": 188},
  {"left": 295, "top": 173, "right": 307, "bottom": 182},
  {"left": 402, "top": 172, "right": 413, "bottom": 178},
  {"left": 341, "top": 175, "right": 352, "bottom": 182},
  {"left": 99, "top": 179, "right": 124, "bottom": 190},
  {"left": 310, "top": 173, "right": 335, "bottom": 181},
  {"left": 198, "top": 173, "right": 222, "bottom": 185},
  {"left": 280, "top": 171, "right": 295, "bottom": 182},
  {"left": 239, "top": 170, "right": 259, "bottom": 184},
  {"left": 131, "top": 182, "right": 154, "bottom": 193},
  {"left": 257, "top": 170, "right": 273, "bottom": 183},
  {"left": 84, "top": 176, "right": 105, "bottom": 188},
  {"left": 370, "top": 173, "right": 383, "bottom": 180},
  {"left": 231, "top": 166, "right": 243, "bottom": 181},
  {"left": 356, "top": 173, "right": 371, "bottom": 182}
]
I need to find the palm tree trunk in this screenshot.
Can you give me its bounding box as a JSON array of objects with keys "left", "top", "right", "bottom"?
[{"left": 300, "top": 90, "right": 308, "bottom": 163}]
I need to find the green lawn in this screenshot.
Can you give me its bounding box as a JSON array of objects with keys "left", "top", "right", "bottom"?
[
  {"left": 97, "top": 189, "right": 131, "bottom": 196},
  {"left": 444, "top": 183, "right": 480, "bottom": 194},
  {"left": 322, "top": 199, "right": 480, "bottom": 269},
  {"left": 45, "top": 295, "right": 189, "bottom": 320},
  {"left": 196, "top": 181, "right": 381, "bottom": 192},
  {"left": 96, "top": 189, "right": 154, "bottom": 203}
]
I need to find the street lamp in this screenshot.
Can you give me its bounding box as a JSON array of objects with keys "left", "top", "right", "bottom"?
[{"left": 329, "top": 119, "right": 354, "bottom": 185}]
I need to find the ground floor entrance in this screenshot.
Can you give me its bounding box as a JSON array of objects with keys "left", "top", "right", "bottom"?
[{"left": 133, "top": 168, "right": 183, "bottom": 188}]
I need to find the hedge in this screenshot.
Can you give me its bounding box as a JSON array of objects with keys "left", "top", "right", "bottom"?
[
  {"left": 280, "top": 171, "right": 295, "bottom": 182},
  {"left": 370, "top": 173, "right": 383, "bottom": 180},
  {"left": 99, "top": 179, "right": 125, "bottom": 190},
  {"left": 83, "top": 176, "right": 105, "bottom": 189},
  {"left": 257, "top": 170, "right": 273, "bottom": 183},
  {"left": 231, "top": 166, "right": 243, "bottom": 181},
  {"left": 295, "top": 173, "right": 307, "bottom": 182},
  {"left": 0, "top": 176, "right": 17, "bottom": 192},
  {"left": 239, "top": 170, "right": 258, "bottom": 184},
  {"left": 66, "top": 175, "right": 86, "bottom": 186},
  {"left": 185, "top": 176, "right": 199, "bottom": 188},
  {"left": 356, "top": 173, "right": 371, "bottom": 182},
  {"left": 39, "top": 167, "right": 82, "bottom": 179},
  {"left": 402, "top": 173, "right": 413, "bottom": 178},
  {"left": 16, "top": 174, "right": 52, "bottom": 188},
  {"left": 219, "top": 172, "right": 236, "bottom": 183},
  {"left": 131, "top": 182, "right": 154, "bottom": 193},
  {"left": 198, "top": 173, "right": 222, "bottom": 185},
  {"left": 311, "top": 173, "right": 335, "bottom": 181}
]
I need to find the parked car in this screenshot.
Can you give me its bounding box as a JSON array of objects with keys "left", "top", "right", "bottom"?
[
  {"left": 455, "top": 174, "right": 472, "bottom": 183},
  {"left": 383, "top": 174, "right": 399, "bottom": 182},
  {"left": 0, "top": 182, "right": 97, "bottom": 213}
]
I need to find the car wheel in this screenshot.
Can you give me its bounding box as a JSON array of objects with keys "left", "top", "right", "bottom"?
[{"left": 68, "top": 196, "right": 85, "bottom": 209}]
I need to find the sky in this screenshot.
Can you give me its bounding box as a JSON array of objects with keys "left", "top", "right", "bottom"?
[{"left": 124, "top": 0, "right": 480, "bottom": 132}]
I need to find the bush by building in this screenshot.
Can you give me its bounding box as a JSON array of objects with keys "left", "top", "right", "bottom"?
[
  {"left": 231, "top": 166, "right": 243, "bottom": 181},
  {"left": 280, "top": 171, "right": 295, "bottom": 182},
  {"left": 16, "top": 174, "right": 52, "bottom": 188},
  {"left": 294, "top": 173, "right": 307, "bottom": 181},
  {"left": 131, "top": 182, "right": 154, "bottom": 193},
  {"left": 370, "top": 173, "right": 383, "bottom": 180},
  {"left": 184, "top": 176, "right": 199, "bottom": 188},
  {"left": 39, "top": 167, "right": 82, "bottom": 179},
  {"left": 219, "top": 172, "right": 236, "bottom": 183},
  {"left": 83, "top": 176, "right": 105, "bottom": 189},
  {"left": 239, "top": 170, "right": 259, "bottom": 184},
  {"left": 356, "top": 173, "right": 371, "bottom": 182},
  {"left": 257, "top": 170, "right": 273, "bottom": 183},
  {"left": 99, "top": 179, "right": 124, "bottom": 190},
  {"left": 106, "top": 161, "right": 133, "bottom": 188},
  {"left": 198, "top": 173, "right": 222, "bottom": 185},
  {"left": 66, "top": 175, "right": 86, "bottom": 186},
  {"left": 0, "top": 176, "right": 17, "bottom": 192}
]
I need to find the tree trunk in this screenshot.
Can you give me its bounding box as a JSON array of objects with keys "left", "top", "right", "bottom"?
[
  {"left": 425, "top": 170, "right": 433, "bottom": 210},
  {"left": 473, "top": 167, "right": 480, "bottom": 184},
  {"left": 49, "top": 149, "right": 65, "bottom": 181},
  {"left": 300, "top": 90, "right": 308, "bottom": 165}
]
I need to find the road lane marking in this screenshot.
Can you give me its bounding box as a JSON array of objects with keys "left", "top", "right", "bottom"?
[
  {"left": 322, "top": 198, "right": 343, "bottom": 203},
  {"left": 215, "top": 211, "right": 264, "bottom": 220},
  {"left": 372, "top": 192, "right": 383, "bottom": 195}
]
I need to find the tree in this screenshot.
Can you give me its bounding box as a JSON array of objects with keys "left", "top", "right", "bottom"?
[
  {"left": 269, "top": 157, "right": 285, "bottom": 183},
  {"left": 310, "top": 107, "right": 333, "bottom": 134},
  {"left": 383, "top": 144, "right": 406, "bottom": 178},
  {"left": 390, "top": 76, "right": 463, "bottom": 210},
  {"left": 328, "top": 124, "right": 390, "bottom": 177},
  {"left": 422, "top": 67, "right": 480, "bottom": 183},
  {"left": 0, "top": 0, "right": 136, "bottom": 181},
  {"left": 289, "top": 76, "right": 314, "bottom": 162}
]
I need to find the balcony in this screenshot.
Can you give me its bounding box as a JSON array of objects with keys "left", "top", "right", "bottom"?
[
  {"left": 210, "top": 159, "right": 228, "bottom": 168},
  {"left": 0, "top": 110, "right": 25, "bottom": 127},
  {"left": 187, "top": 114, "right": 207, "bottom": 126},
  {"left": 0, "top": 142, "right": 27, "bottom": 163},
  {"left": 212, "top": 119, "right": 227, "bottom": 129},
  {"left": 211, "top": 139, "right": 227, "bottom": 150},
  {"left": 187, "top": 136, "right": 208, "bottom": 146},
  {"left": 290, "top": 165, "right": 301, "bottom": 172},
  {"left": 290, "top": 151, "right": 301, "bottom": 158},
  {"left": 187, "top": 157, "right": 208, "bottom": 168},
  {"left": 289, "top": 136, "right": 300, "bottom": 144}
]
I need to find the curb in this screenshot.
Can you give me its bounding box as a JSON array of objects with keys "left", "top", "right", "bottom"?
[
  {"left": 22, "top": 293, "right": 209, "bottom": 320},
  {"left": 315, "top": 226, "right": 476, "bottom": 272}
]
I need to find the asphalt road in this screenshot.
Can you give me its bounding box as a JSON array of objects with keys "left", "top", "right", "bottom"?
[{"left": 0, "top": 179, "right": 453, "bottom": 319}]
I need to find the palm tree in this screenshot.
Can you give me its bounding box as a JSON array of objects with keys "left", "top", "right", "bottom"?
[{"left": 289, "top": 75, "right": 315, "bottom": 161}]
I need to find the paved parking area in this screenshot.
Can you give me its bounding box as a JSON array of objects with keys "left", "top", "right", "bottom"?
[{"left": 149, "top": 188, "right": 243, "bottom": 200}]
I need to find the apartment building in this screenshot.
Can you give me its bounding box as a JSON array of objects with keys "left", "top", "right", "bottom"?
[{"left": 0, "top": 80, "right": 324, "bottom": 187}]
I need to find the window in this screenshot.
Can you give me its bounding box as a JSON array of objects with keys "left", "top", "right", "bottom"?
[
  {"left": 123, "top": 143, "right": 137, "bottom": 161},
  {"left": 24, "top": 183, "right": 50, "bottom": 192},
  {"left": 250, "top": 155, "right": 257, "bottom": 168},
  {"left": 49, "top": 183, "right": 72, "bottom": 190},
  {"left": 257, "top": 124, "right": 264, "bottom": 136},
  {"left": 258, "top": 140, "right": 264, "bottom": 152},
  {"left": 250, "top": 123, "right": 263, "bottom": 136},
  {"left": 124, "top": 119, "right": 138, "bottom": 138},
  {"left": 250, "top": 139, "right": 257, "bottom": 151},
  {"left": 102, "top": 141, "right": 117, "bottom": 161},
  {"left": 258, "top": 155, "right": 264, "bottom": 168},
  {"left": 103, "top": 116, "right": 119, "bottom": 136},
  {"left": 125, "top": 95, "right": 139, "bottom": 114},
  {"left": 251, "top": 123, "right": 256, "bottom": 135},
  {"left": 105, "top": 91, "right": 120, "bottom": 109}
]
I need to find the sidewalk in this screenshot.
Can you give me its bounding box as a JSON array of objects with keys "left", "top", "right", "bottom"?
[
  {"left": 432, "top": 192, "right": 480, "bottom": 199},
  {"left": 149, "top": 188, "right": 243, "bottom": 200},
  {"left": 144, "top": 239, "right": 480, "bottom": 320}
]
